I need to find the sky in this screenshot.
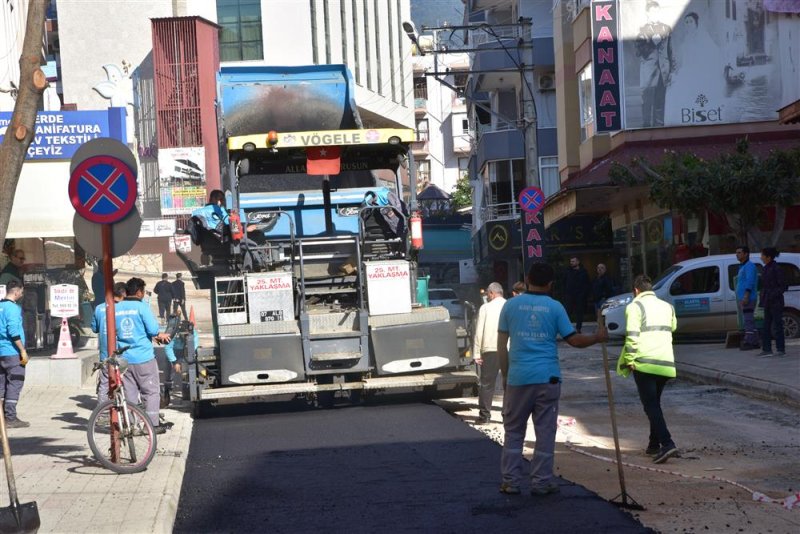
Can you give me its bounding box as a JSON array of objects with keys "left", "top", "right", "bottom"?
[{"left": 410, "top": 0, "right": 467, "bottom": 48}]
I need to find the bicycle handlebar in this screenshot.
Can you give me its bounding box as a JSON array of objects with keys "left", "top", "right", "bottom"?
[
  {"left": 113, "top": 345, "right": 132, "bottom": 356},
  {"left": 92, "top": 345, "right": 132, "bottom": 374}
]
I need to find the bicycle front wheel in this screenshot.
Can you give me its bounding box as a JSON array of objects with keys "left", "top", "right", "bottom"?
[{"left": 87, "top": 400, "right": 157, "bottom": 474}]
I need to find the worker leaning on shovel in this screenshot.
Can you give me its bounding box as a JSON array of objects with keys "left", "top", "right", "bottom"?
[{"left": 616, "top": 274, "right": 680, "bottom": 465}]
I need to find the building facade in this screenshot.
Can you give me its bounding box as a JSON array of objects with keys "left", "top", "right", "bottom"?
[
  {"left": 463, "top": 0, "right": 562, "bottom": 289},
  {"left": 548, "top": 0, "right": 800, "bottom": 292},
  {"left": 411, "top": 51, "right": 471, "bottom": 195}
]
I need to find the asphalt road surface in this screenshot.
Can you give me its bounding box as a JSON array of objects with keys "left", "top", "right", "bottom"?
[{"left": 174, "top": 400, "right": 649, "bottom": 533}]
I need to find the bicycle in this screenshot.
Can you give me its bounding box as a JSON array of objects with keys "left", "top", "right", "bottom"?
[{"left": 86, "top": 346, "right": 157, "bottom": 474}]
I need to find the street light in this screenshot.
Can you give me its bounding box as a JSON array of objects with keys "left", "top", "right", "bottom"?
[{"left": 402, "top": 21, "right": 425, "bottom": 56}]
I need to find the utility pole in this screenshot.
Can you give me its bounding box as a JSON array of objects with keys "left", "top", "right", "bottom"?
[
  {"left": 517, "top": 17, "right": 545, "bottom": 280},
  {"left": 519, "top": 18, "right": 539, "bottom": 190}
]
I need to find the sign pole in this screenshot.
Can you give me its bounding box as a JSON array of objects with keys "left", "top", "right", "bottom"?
[
  {"left": 102, "top": 223, "right": 121, "bottom": 463},
  {"left": 102, "top": 224, "right": 117, "bottom": 388}
]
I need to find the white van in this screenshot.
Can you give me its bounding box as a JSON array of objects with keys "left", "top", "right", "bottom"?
[{"left": 602, "top": 253, "right": 800, "bottom": 339}]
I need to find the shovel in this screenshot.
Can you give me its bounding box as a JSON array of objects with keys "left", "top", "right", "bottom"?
[
  {"left": 597, "top": 311, "right": 644, "bottom": 511},
  {"left": 0, "top": 407, "right": 40, "bottom": 534}
]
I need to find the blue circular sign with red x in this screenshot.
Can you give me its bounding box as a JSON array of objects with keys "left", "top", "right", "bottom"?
[
  {"left": 69, "top": 155, "right": 137, "bottom": 224},
  {"left": 518, "top": 186, "right": 545, "bottom": 215}
]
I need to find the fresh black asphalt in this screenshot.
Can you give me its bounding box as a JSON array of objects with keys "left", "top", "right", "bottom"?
[{"left": 174, "top": 401, "right": 650, "bottom": 533}]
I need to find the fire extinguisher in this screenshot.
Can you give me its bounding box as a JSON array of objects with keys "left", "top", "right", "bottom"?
[
  {"left": 410, "top": 212, "right": 423, "bottom": 249},
  {"left": 229, "top": 210, "right": 244, "bottom": 241}
]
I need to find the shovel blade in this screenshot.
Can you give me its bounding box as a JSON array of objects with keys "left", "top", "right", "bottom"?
[{"left": 0, "top": 501, "right": 40, "bottom": 534}]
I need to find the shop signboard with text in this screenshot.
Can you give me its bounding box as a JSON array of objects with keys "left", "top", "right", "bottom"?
[
  {"left": 591, "top": 0, "right": 622, "bottom": 132},
  {"left": 50, "top": 284, "right": 80, "bottom": 318},
  {"left": 0, "top": 108, "right": 126, "bottom": 159}
]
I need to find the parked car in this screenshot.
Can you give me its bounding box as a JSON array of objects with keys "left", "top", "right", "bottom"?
[
  {"left": 428, "top": 288, "right": 463, "bottom": 319},
  {"left": 602, "top": 253, "right": 800, "bottom": 340}
]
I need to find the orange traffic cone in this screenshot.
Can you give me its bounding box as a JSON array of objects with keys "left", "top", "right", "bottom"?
[
  {"left": 51, "top": 317, "right": 76, "bottom": 359},
  {"left": 189, "top": 306, "right": 196, "bottom": 326}
]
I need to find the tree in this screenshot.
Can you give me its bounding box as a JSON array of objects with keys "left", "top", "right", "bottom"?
[
  {"left": 609, "top": 139, "right": 800, "bottom": 249},
  {"left": 0, "top": 0, "right": 49, "bottom": 244},
  {"left": 450, "top": 172, "right": 473, "bottom": 209}
]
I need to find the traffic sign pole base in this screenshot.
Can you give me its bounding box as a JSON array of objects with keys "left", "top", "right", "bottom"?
[{"left": 51, "top": 317, "right": 76, "bottom": 359}]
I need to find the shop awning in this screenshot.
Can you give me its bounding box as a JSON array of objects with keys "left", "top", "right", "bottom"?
[
  {"left": 778, "top": 100, "right": 800, "bottom": 124},
  {"left": 7, "top": 161, "right": 75, "bottom": 238},
  {"left": 544, "top": 131, "right": 800, "bottom": 227}
]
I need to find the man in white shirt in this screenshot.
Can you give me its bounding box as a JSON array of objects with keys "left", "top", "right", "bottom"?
[{"left": 473, "top": 282, "right": 506, "bottom": 424}]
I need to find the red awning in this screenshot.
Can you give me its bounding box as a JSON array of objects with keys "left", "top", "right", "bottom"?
[
  {"left": 562, "top": 132, "right": 800, "bottom": 191},
  {"left": 778, "top": 100, "right": 800, "bottom": 124}
]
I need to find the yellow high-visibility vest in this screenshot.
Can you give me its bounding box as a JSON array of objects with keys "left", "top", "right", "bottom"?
[{"left": 616, "top": 291, "right": 677, "bottom": 378}]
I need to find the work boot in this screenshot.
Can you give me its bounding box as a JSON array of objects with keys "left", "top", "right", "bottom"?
[
  {"left": 653, "top": 445, "right": 679, "bottom": 464},
  {"left": 499, "top": 482, "right": 521, "bottom": 495},
  {"left": 5, "top": 417, "right": 30, "bottom": 428},
  {"left": 530, "top": 482, "right": 561, "bottom": 496}
]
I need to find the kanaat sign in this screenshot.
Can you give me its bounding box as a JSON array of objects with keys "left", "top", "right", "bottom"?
[
  {"left": 0, "top": 108, "right": 127, "bottom": 160},
  {"left": 591, "top": 0, "right": 622, "bottom": 132}
]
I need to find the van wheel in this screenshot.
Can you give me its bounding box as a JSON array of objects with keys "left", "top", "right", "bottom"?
[{"left": 783, "top": 311, "right": 800, "bottom": 339}]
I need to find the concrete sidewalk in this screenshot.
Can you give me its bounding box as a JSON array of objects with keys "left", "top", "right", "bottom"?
[
  {"left": 8, "top": 385, "right": 192, "bottom": 533},
  {"left": 674, "top": 337, "right": 799, "bottom": 407},
  {"left": 1, "top": 273, "right": 211, "bottom": 533}
]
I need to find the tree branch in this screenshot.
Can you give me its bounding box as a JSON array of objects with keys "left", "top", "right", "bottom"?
[
  {"left": 0, "top": 0, "right": 50, "bottom": 243},
  {"left": 633, "top": 158, "right": 663, "bottom": 181}
]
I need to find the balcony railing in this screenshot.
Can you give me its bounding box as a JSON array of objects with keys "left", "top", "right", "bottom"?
[
  {"left": 484, "top": 201, "right": 519, "bottom": 221},
  {"left": 467, "top": 25, "right": 521, "bottom": 48},
  {"left": 411, "top": 140, "right": 429, "bottom": 154}
]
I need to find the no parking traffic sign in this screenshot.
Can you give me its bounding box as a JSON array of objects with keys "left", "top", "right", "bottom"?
[
  {"left": 69, "top": 155, "right": 137, "bottom": 224},
  {"left": 518, "top": 186, "right": 545, "bottom": 215}
]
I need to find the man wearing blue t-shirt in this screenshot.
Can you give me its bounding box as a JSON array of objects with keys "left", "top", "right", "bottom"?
[
  {"left": 496, "top": 262, "right": 607, "bottom": 496},
  {"left": 735, "top": 246, "right": 759, "bottom": 350},
  {"left": 116, "top": 278, "right": 171, "bottom": 432},
  {"left": 0, "top": 281, "right": 29, "bottom": 428}
]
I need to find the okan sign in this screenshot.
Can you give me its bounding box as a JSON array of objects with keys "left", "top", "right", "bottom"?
[{"left": 591, "top": 0, "right": 622, "bottom": 132}]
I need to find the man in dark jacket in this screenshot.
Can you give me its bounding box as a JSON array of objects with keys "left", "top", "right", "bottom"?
[
  {"left": 153, "top": 273, "right": 174, "bottom": 323},
  {"left": 758, "top": 248, "right": 786, "bottom": 357},
  {"left": 564, "top": 257, "right": 591, "bottom": 333},
  {"left": 591, "top": 263, "right": 616, "bottom": 313},
  {"left": 171, "top": 273, "right": 188, "bottom": 321}
]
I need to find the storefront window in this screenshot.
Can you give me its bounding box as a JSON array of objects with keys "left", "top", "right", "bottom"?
[{"left": 613, "top": 227, "right": 632, "bottom": 292}]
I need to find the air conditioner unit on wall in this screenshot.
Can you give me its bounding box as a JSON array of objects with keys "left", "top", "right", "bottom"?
[{"left": 537, "top": 73, "right": 555, "bottom": 91}]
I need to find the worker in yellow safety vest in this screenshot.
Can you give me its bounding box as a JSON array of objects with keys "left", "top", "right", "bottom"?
[{"left": 616, "top": 274, "right": 679, "bottom": 465}]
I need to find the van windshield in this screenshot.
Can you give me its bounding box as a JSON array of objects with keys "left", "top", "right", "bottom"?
[{"left": 652, "top": 265, "right": 683, "bottom": 290}]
